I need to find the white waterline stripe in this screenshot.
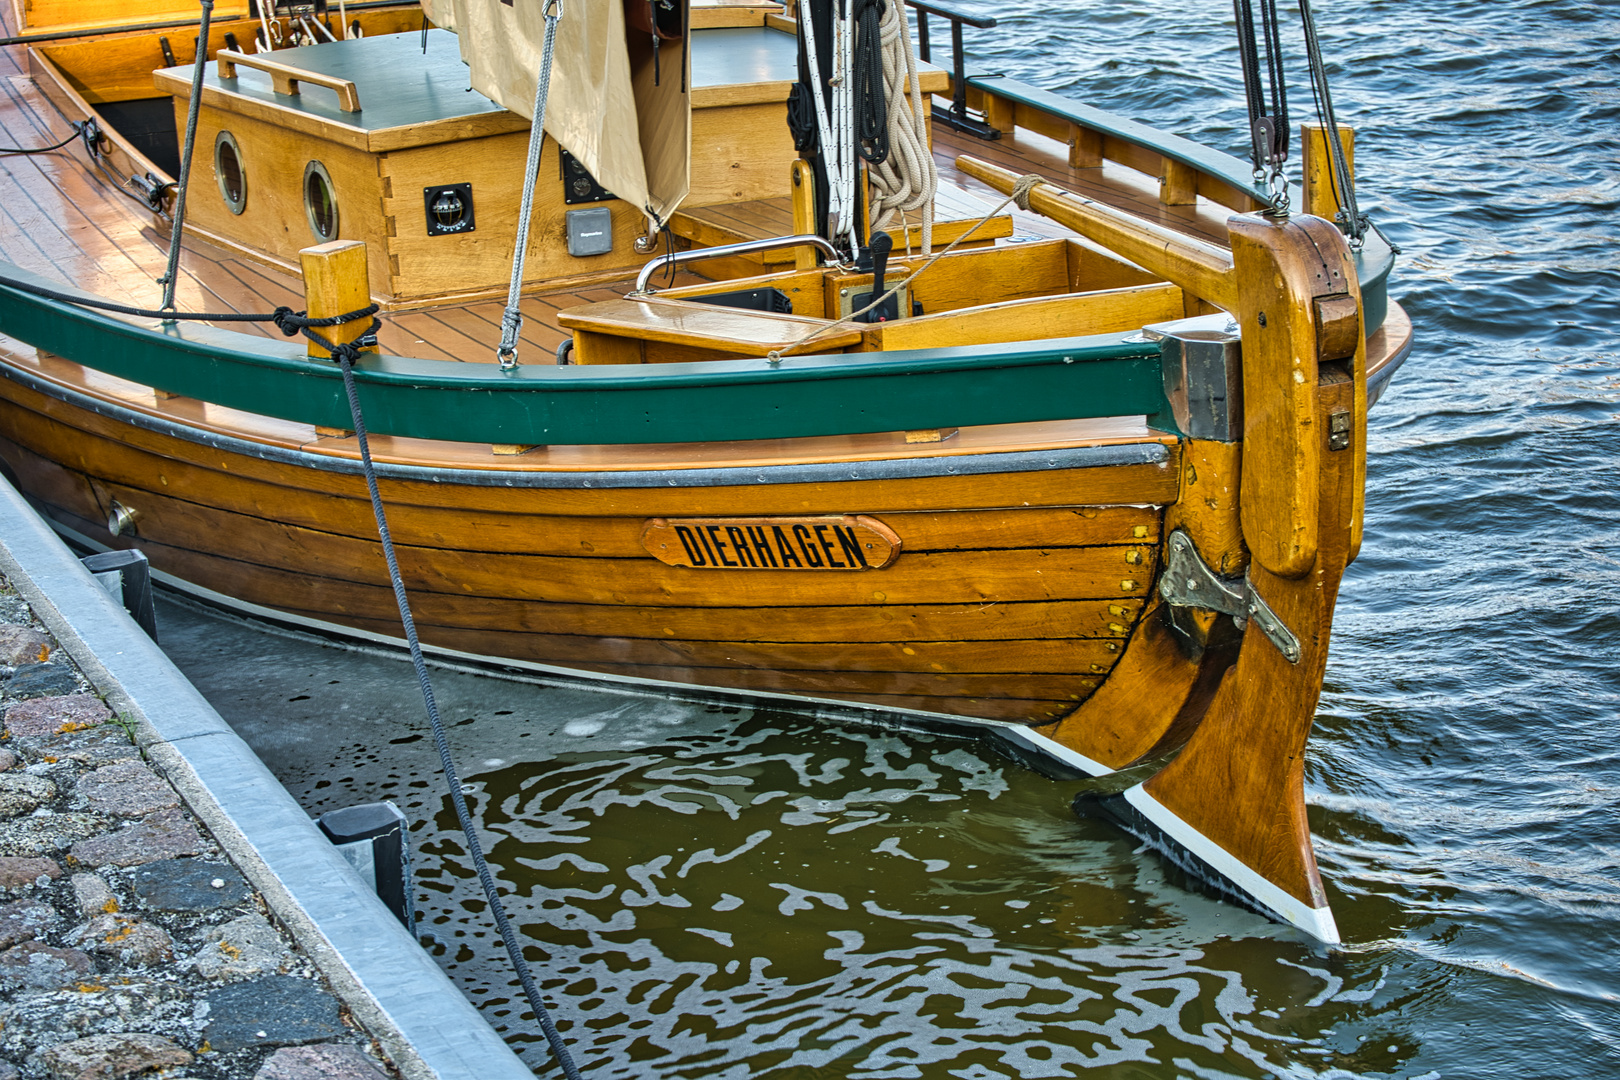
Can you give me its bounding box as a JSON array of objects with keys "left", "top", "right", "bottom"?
[
  {"left": 997, "top": 724, "right": 1113, "bottom": 778},
  {"left": 1122, "top": 785, "right": 1340, "bottom": 944}
]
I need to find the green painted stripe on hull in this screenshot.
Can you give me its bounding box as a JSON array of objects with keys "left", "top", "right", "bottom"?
[{"left": 0, "top": 266, "right": 1175, "bottom": 445}]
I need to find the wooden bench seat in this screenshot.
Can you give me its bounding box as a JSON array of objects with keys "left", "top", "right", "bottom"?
[
  {"left": 878, "top": 282, "right": 1186, "bottom": 352},
  {"left": 557, "top": 297, "right": 865, "bottom": 364}
]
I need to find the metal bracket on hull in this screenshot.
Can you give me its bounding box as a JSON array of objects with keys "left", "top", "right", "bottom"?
[{"left": 1159, "top": 530, "right": 1301, "bottom": 664}]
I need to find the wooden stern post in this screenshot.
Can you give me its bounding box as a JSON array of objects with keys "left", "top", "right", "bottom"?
[
  {"left": 1131, "top": 213, "right": 1366, "bottom": 941},
  {"left": 964, "top": 154, "right": 1370, "bottom": 938}
]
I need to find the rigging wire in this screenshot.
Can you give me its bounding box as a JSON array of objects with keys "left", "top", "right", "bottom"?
[
  {"left": 496, "top": 0, "right": 563, "bottom": 369},
  {"left": 1233, "top": 0, "right": 1289, "bottom": 209},
  {"left": 158, "top": 0, "right": 213, "bottom": 314},
  {"left": 1297, "top": 0, "right": 1366, "bottom": 246}
]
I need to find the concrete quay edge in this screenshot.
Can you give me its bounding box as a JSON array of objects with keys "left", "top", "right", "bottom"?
[{"left": 0, "top": 475, "right": 534, "bottom": 1080}]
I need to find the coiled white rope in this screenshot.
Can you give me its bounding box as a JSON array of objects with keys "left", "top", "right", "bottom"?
[{"left": 867, "top": 2, "right": 937, "bottom": 253}]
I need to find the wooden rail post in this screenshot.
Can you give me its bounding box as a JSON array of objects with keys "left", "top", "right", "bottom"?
[
  {"left": 299, "top": 240, "right": 374, "bottom": 361},
  {"left": 300, "top": 240, "right": 373, "bottom": 439},
  {"left": 790, "top": 160, "right": 818, "bottom": 271},
  {"left": 1301, "top": 122, "right": 1355, "bottom": 222}
]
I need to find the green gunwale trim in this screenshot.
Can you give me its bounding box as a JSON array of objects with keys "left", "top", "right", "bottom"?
[{"left": 0, "top": 266, "right": 1174, "bottom": 446}]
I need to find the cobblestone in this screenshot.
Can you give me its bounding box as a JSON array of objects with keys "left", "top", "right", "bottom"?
[
  {"left": 192, "top": 914, "right": 292, "bottom": 983},
  {"left": 70, "top": 810, "right": 208, "bottom": 869},
  {"left": 0, "top": 857, "right": 60, "bottom": 891},
  {"left": 0, "top": 626, "right": 51, "bottom": 667},
  {"left": 2, "top": 696, "right": 111, "bottom": 738},
  {"left": 76, "top": 764, "right": 178, "bottom": 820},
  {"left": 12, "top": 728, "right": 138, "bottom": 769},
  {"left": 129, "top": 860, "right": 247, "bottom": 914},
  {"left": 71, "top": 914, "right": 174, "bottom": 967},
  {"left": 3, "top": 664, "right": 81, "bottom": 701},
  {"left": 0, "top": 941, "right": 95, "bottom": 992},
  {"left": 0, "top": 813, "right": 107, "bottom": 858},
  {"left": 0, "top": 900, "right": 56, "bottom": 947},
  {"left": 201, "top": 976, "right": 344, "bottom": 1053},
  {"left": 0, "top": 574, "right": 397, "bottom": 1080},
  {"left": 71, "top": 873, "right": 120, "bottom": 917},
  {"left": 40, "top": 1033, "right": 191, "bottom": 1080},
  {"left": 252, "top": 1045, "right": 389, "bottom": 1080},
  {"left": 0, "top": 774, "right": 56, "bottom": 818}
]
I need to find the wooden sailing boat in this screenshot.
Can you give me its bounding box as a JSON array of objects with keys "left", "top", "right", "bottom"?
[{"left": 0, "top": 0, "right": 1411, "bottom": 941}]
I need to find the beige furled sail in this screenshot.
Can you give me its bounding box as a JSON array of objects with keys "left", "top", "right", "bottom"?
[{"left": 421, "top": 0, "right": 690, "bottom": 226}]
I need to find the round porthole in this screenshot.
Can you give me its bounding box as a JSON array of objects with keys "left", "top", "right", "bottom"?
[
  {"left": 303, "top": 160, "right": 339, "bottom": 241},
  {"left": 213, "top": 130, "right": 246, "bottom": 215}
]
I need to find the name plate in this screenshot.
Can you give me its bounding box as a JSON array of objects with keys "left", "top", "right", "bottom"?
[{"left": 642, "top": 516, "right": 901, "bottom": 571}]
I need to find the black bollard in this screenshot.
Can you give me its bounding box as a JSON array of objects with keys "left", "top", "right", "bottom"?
[
  {"left": 81, "top": 549, "right": 158, "bottom": 643},
  {"left": 317, "top": 802, "right": 417, "bottom": 932}
]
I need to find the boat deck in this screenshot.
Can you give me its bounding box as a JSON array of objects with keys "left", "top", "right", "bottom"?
[{"left": 0, "top": 10, "right": 1243, "bottom": 367}]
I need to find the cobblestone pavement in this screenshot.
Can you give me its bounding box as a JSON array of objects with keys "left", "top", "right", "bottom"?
[{"left": 0, "top": 575, "right": 399, "bottom": 1080}]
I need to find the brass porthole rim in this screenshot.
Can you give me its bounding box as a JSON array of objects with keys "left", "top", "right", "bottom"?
[
  {"left": 213, "top": 130, "right": 246, "bottom": 215},
  {"left": 302, "top": 159, "right": 339, "bottom": 241}
]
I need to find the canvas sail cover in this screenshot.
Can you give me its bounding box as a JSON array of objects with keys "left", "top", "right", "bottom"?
[{"left": 420, "top": 0, "right": 690, "bottom": 226}]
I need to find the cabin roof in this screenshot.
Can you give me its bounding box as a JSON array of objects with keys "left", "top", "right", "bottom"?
[{"left": 154, "top": 25, "right": 949, "bottom": 150}]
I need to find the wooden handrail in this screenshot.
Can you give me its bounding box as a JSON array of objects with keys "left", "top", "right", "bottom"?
[
  {"left": 956, "top": 155, "right": 1238, "bottom": 311},
  {"left": 216, "top": 50, "right": 362, "bottom": 113}
]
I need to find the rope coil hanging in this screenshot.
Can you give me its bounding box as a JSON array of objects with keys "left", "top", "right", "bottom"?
[
  {"left": 866, "top": 0, "right": 937, "bottom": 253},
  {"left": 496, "top": 0, "right": 564, "bottom": 369}
]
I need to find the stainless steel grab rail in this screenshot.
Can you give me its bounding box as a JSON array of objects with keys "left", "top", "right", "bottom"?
[{"left": 632, "top": 235, "right": 849, "bottom": 294}]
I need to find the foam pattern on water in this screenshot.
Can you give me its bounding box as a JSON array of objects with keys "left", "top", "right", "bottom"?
[{"left": 411, "top": 717, "right": 1439, "bottom": 1077}]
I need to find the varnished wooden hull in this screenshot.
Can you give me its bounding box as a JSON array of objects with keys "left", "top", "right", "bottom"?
[{"left": 0, "top": 358, "right": 1183, "bottom": 726}]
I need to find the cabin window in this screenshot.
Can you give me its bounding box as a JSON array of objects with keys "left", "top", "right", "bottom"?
[
  {"left": 213, "top": 131, "right": 246, "bottom": 215},
  {"left": 303, "top": 160, "right": 339, "bottom": 241}
]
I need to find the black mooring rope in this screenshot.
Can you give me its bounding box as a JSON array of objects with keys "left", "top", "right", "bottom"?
[
  {"left": 0, "top": 270, "right": 376, "bottom": 337},
  {"left": 331, "top": 350, "right": 585, "bottom": 1080},
  {"left": 0, "top": 122, "right": 86, "bottom": 155}
]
